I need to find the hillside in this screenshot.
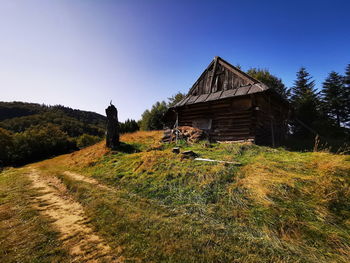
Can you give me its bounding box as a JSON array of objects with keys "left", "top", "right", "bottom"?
[
  {"left": 0, "top": 101, "right": 106, "bottom": 165},
  {"left": 1, "top": 131, "right": 349, "bottom": 262},
  {"left": 0, "top": 101, "right": 106, "bottom": 133}
]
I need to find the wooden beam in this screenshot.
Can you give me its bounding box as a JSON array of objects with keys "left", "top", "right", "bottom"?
[
  {"left": 210, "top": 56, "right": 219, "bottom": 93},
  {"left": 268, "top": 96, "right": 275, "bottom": 147},
  {"left": 188, "top": 59, "right": 215, "bottom": 95}
]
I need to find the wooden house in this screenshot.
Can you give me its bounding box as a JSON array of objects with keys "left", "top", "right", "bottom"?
[{"left": 164, "top": 56, "right": 290, "bottom": 146}]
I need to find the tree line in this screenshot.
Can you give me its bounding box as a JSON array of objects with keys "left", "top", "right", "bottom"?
[{"left": 0, "top": 102, "right": 140, "bottom": 167}]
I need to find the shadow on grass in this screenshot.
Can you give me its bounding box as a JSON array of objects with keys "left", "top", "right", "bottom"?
[
  {"left": 281, "top": 136, "right": 350, "bottom": 154},
  {"left": 114, "top": 142, "right": 141, "bottom": 154}
]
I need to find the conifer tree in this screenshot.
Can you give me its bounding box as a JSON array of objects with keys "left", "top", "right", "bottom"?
[
  {"left": 344, "top": 64, "right": 350, "bottom": 127},
  {"left": 321, "top": 71, "right": 347, "bottom": 127},
  {"left": 290, "top": 67, "right": 320, "bottom": 136}
]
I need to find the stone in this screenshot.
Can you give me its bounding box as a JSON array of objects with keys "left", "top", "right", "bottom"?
[
  {"left": 172, "top": 147, "right": 180, "bottom": 154},
  {"left": 181, "top": 150, "right": 199, "bottom": 159}
]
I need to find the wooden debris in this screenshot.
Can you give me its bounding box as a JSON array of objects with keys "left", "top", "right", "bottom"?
[
  {"left": 194, "top": 157, "right": 241, "bottom": 165},
  {"left": 162, "top": 126, "right": 206, "bottom": 143}
]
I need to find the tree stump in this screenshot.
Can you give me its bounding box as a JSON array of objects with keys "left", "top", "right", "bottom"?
[{"left": 105, "top": 102, "right": 119, "bottom": 149}]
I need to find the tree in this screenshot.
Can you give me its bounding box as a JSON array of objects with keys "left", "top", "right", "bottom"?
[
  {"left": 344, "top": 64, "right": 350, "bottom": 127},
  {"left": 11, "top": 124, "right": 76, "bottom": 165},
  {"left": 247, "top": 68, "right": 290, "bottom": 99},
  {"left": 167, "top": 92, "right": 186, "bottom": 107},
  {"left": 0, "top": 128, "right": 13, "bottom": 165},
  {"left": 321, "top": 71, "right": 347, "bottom": 127},
  {"left": 290, "top": 67, "right": 320, "bottom": 136},
  {"left": 76, "top": 134, "right": 101, "bottom": 148},
  {"left": 139, "top": 93, "right": 186, "bottom": 131},
  {"left": 139, "top": 101, "right": 168, "bottom": 130},
  {"left": 119, "top": 119, "right": 139, "bottom": 133}
]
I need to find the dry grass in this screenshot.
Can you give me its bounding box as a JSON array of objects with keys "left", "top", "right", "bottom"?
[
  {"left": 39, "top": 131, "right": 164, "bottom": 169},
  {"left": 67, "top": 141, "right": 109, "bottom": 167},
  {"left": 2, "top": 131, "right": 350, "bottom": 262},
  {"left": 121, "top": 130, "right": 163, "bottom": 146},
  {"left": 237, "top": 151, "right": 350, "bottom": 206}
]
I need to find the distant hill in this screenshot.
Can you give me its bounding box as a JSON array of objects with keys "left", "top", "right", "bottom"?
[
  {"left": 0, "top": 101, "right": 107, "bottom": 166},
  {"left": 0, "top": 101, "right": 106, "bottom": 135}
]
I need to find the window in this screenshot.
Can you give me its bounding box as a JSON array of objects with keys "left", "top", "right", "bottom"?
[{"left": 192, "top": 119, "right": 212, "bottom": 130}]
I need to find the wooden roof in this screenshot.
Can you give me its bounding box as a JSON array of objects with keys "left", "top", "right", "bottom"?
[{"left": 173, "top": 56, "right": 270, "bottom": 108}]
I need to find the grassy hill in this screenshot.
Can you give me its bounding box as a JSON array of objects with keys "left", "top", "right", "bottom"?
[{"left": 1, "top": 131, "right": 349, "bottom": 262}]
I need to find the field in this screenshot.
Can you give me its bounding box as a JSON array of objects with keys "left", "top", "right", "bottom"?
[{"left": 1, "top": 131, "right": 350, "bottom": 262}]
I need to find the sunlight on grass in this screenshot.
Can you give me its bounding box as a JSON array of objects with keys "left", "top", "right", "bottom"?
[{"left": 26, "top": 131, "right": 350, "bottom": 262}]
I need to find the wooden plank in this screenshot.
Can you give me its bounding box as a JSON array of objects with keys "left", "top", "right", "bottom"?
[{"left": 210, "top": 57, "right": 219, "bottom": 93}]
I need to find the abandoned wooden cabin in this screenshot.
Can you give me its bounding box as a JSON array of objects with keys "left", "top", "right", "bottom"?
[{"left": 164, "top": 56, "right": 290, "bottom": 146}]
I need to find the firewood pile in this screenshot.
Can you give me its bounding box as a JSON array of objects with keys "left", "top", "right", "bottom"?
[{"left": 162, "top": 126, "right": 206, "bottom": 143}]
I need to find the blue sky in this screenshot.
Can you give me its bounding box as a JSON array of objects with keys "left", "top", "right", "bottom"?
[{"left": 1, "top": 0, "right": 349, "bottom": 121}]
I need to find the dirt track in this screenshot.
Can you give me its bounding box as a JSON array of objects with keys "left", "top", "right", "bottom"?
[{"left": 28, "top": 168, "right": 121, "bottom": 262}]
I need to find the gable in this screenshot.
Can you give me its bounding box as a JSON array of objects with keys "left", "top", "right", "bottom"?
[
  {"left": 189, "top": 56, "right": 258, "bottom": 96},
  {"left": 173, "top": 56, "right": 270, "bottom": 108}
]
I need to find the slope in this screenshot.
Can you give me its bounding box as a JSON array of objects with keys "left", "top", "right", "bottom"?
[{"left": 1, "top": 131, "right": 350, "bottom": 262}]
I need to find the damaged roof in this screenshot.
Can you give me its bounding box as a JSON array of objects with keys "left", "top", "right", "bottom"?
[{"left": 172, "top": 56, "right": 271, "bottom": 108}]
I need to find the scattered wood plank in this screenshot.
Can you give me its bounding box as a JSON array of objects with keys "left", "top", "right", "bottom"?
[{"left": 194, "top": 157, "right": 241, "bottom": 165}]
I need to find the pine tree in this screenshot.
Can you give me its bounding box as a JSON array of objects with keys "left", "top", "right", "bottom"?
[
  {"left": 344, "top": 64, "right": 350, "bottom": 127},
  {"left": 321, "top": 71, "right": 347, "bottom": 127},
  {"left": 290, "top": 67, "right": 320, "bottom": 136}
]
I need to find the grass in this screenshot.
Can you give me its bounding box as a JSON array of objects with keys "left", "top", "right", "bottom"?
[
  {"left": 2, "top": 130, "right": 350, "bottom": 262},
  {"left": 0, "top": 168, "right": 70, "bottom": 263}
]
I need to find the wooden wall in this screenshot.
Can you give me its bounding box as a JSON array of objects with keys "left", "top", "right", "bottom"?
[
  {"left": 177, "top": 97, "right": 255, "bottom": 142},
  {"left": 172, "top": 93, "right": 289, "bottom": 145},
  {"left": 253, "top": 93, "right": 289, "bottom": 146},
  {"left": 189, "top": 60, "right": 254, "bottom": 96}
]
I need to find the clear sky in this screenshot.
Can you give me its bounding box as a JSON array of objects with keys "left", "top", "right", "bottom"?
[{"left": 1, "top": 0, "right": 349, "bottom": 121}]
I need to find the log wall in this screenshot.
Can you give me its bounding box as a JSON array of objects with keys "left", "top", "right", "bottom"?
[
  {"left": 177, "top": 97, "right": 255, "bottom": 142},
  {"left": 174, "top": 93, "right": 288, "bottom": 145}
]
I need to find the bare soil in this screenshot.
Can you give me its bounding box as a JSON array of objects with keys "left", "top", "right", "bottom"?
[
  {"left": 63, "top": 171, "right": 114, "bottom": 191},
  {"left": 28, "top": 168, "right": 121, "bottom": 262}
]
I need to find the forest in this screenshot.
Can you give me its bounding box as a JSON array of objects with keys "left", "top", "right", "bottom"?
[{"left": 0, "top": 102, "right": 138, "bottom": 166}]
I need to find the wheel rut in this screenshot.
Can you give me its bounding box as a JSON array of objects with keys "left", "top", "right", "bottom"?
[{"left": 28, "top": 168, "right": 122, "bottom": 263}]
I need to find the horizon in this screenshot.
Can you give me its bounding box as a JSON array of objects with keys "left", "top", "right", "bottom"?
[{"left": 1, "top": 0, "right": 350, "bottom": 121}]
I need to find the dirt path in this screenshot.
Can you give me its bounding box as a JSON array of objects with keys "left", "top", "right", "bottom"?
[
  {"left": 28, "top": 168, "right": 121, "bottom": 263},
  {"left": 63, "top": 171, "right": 114, "bottom": 191}
]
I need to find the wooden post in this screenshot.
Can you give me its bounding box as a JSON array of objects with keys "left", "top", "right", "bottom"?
[
  {"left": 105, "top": 102, "right": 119, "bottom": 149},
  {"left": 269, "top": 97, "right": 275, "bottom": 147},
  {"left": 175, "top": 112, "right": 179, "bottom": 145},
  {"left": 270, "top": 118, "right": 275, "bottom": 147}
]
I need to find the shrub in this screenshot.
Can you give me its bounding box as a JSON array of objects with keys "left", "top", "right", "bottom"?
[
  {"left": 11, "top": 124, "right": 77, "bottom": 165},
  {"left": 76, "top": 134, "right": 101, "bottom": 148},
  {"left": 0, "top": 127, "right": 13, "bottom": 165}
]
